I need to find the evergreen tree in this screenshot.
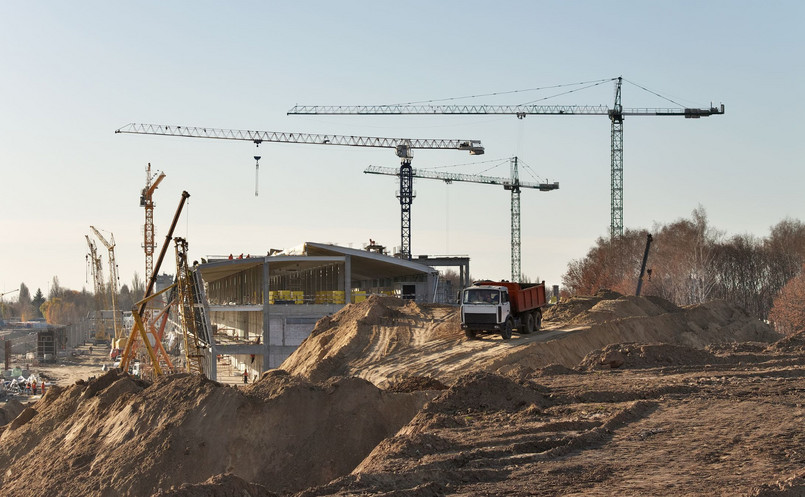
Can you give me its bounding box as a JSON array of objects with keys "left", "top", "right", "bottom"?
[{"left": 32, "top": 288, "right": 46, "bottom": 318}]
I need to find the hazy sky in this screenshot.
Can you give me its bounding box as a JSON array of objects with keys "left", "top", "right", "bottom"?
[{"left": 1, "top": 1, "right": 803, "bottom": 298}]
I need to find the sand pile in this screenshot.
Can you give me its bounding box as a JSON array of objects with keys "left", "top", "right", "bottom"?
[
  {"left": 767, "top": 330, "right": 805, "bottom": 353},
  {"left": 150, "top": 474, "right": 277, "bottom": 497},
  {"left": 0, "top": 369, "right": 429, "bottom": 497},
  {"left": 281, "top": 293, "right": 780, "bottom": 388},
  {"left": 579, "top": 342, "right": 723, "bottom": 370},
  {"left": 282, "top": 295, "right": 461, "bottom": 383},
  {"left": 0, "top": 399, "right": 26, "bottom": 427}
]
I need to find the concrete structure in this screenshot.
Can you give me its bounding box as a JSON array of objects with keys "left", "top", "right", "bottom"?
[{"left": 195, "top": 242, "right": 439, "bottom": 381}]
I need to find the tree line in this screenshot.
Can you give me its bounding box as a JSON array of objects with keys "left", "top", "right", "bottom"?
[
  {"left": 562, "top": 207, "right": 805, "bottom": 334},
  {"left": 1, "top": 273, "right": 147, "bottom": 326}
]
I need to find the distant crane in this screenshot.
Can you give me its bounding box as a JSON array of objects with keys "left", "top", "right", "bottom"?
[
  {"left": 85, "top": 235, "right": 108, "bottom": 342},
  {"left": 141, "top": 163, "right": 166, "bottom": 286},
  {"left": 116, "top": 123, "right": 484, "bottom": 259},
  {"left": 366, "top": 157, "right": 559, "bottom": 281},
  {"left": 90, "top": 226, "right": 123, "bottom": 343},
  {"left": 288, "top": 76, "right": 725, "bottom": 237}
]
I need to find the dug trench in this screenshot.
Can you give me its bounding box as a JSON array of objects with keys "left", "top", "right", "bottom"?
[{"left": 1, "top": 291, "right": 804, "bottom": 496}]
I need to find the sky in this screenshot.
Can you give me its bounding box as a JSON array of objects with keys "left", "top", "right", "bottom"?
[{"left": 1, "top": 1, "right": 804, "bottom": 299}]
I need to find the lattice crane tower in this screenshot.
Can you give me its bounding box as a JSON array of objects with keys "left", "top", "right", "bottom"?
[
  {"left": 288, "top": 77, "right": 724, "bottom": 237},
  {"left": 117, "top": 124, "right": 484, "bottom": 260}
]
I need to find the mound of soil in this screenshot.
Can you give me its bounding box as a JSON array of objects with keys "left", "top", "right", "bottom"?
[
  {"left": 767, "top": 330, "right": 805, "bottom": 353},
  {"left": 579, "top": 343, "right": 722, "bottom": 370},
  {"left": 422, "top": 371, "right": 550, "bottom": 415},
  {"left": 544, "top": 290, "right": 682, "bottom": 326},
  {"left": 0, "top": 399, "right": 26, "bottom": 426},
  {"left": 281, "top": 295, "right": 461, "bottom": 384},
  {"left": 0, "top": 369, "right": 429, "bottom": 497},
  {"left": 150, "top": 473, "right": 277, "bottom": 497},
  {"left": 385, "top": 376, "right": 447, "bottom": 393}
]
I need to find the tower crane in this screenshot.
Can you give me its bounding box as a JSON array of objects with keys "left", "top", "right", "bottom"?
[
  {"left": 85, "top": 235, "right": 108, "bottom": 343},
  {"left": 90, "top": 226, "right": 123, "bottom": 344},
  {"left": 141, "top": 163, "right": 166, "bottom": 285},
  {"left": 366, "top": 157, "right": 558, "bottom": 281},
  {"left": 116, "top": 123, "right": 484, "bottom": 259},
  {"left": 288, "top": 77, "right": 725, "bottom": 237}
]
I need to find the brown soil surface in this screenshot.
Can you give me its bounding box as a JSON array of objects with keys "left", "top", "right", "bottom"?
[{"left": 2, "top": 292, "right": 803, "bottom": 496}]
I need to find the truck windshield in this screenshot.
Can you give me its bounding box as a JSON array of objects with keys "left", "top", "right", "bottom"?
[{"left": 464, "top": 289, "right": 499, "bottom": 305}]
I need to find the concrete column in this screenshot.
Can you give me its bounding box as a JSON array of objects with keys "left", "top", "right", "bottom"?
[
  {"left": 262, "top": 258, "right": 271, "bottom": 372},
  {"left": 344, "top": 256, "right": 351, "bottom": 303}
]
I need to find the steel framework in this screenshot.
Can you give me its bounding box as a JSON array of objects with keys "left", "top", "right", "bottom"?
[
  {"left": 289, "top": 77, "right": 724, "bottom": 237},
  {"left": 117, "top": 124, "right": 484, "bottom": 260},
  {"left": 366, "top": 157, "right": 559, "bottom": 281}
]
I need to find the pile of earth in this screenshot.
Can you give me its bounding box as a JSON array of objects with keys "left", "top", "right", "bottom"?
[
  {"left": 0, "top": 399, "right": 26, "bottom": 432},
  {"left": 0, "top": 369, "right": 430, "bottom": 497},
  {"left": 281, "top": 293, "right": 781, "bottom": 387},
  {"left": 296, "top": 356, "right": 805, "bottom": 496},
  {"left": 579, "top": 342, "right": 725, "bottom": 370}
]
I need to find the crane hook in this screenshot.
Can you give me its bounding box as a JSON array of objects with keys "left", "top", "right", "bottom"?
[{"left": 254, "top": 156, "right": 261, "bottom": 197}]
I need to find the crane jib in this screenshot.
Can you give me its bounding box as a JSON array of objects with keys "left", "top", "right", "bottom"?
[{"left": 115, "top": 123, "right": 484, "bottom": 153}]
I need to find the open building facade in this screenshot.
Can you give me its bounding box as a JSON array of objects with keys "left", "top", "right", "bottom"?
[{"left": 193, "top": 242, "right": 466, "bottom": 382}]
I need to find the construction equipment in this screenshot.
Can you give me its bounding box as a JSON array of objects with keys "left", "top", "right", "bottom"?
[
  {"left": 116, "top": 124, "right": 484, "bottom": 260},
  {"left": 174, "top": 237, "right": 212, "bottom": 375},
  {"left": 85, "top": 235, "right": 109, "bottom": 343},
  {"left": 120, "top": 191, "right": 190, "bottom": 377},
  {"left": 141, "top": 163, "right": 166, "bottom": 286},
  {"left": 90, "top": 226, "right": 124, "bottom": 344},
  {"left": 461, "top": 280, "right": 547, "bottom": 340},
  {"left": 366, "top": 157, "right": 558, "bottom": 281},
  {"left": 288, "top": 77, "right": 724, "bottom": 237}
]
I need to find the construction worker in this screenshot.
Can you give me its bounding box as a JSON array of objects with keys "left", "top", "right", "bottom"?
[{"left": 243, "top": 370, "right": 248, "bottom": 384}]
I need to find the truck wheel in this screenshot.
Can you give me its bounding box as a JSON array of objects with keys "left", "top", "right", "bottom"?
[
  {"left": 501, "top": 319, "right": 513, "bottom": 340},
  {"left": 534, "top": 310, "right": 542, "bottom": 331},
  {"left": 464, "top": 329, "right": 477, "bottom": 340},
  {"left": 523, "top": 313, "right": 535, "bottom": 334}
]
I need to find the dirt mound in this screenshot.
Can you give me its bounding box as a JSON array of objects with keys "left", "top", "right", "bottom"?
[
  {"left": 281, "top": 295, "right": 461, "bottom": 384},
  {"left": 746, "top": 468, "right": 805, "bottom": 496},
  {"left": 283, "top": 291, "right": 779, "bottom": 390},
  {"left": 0, "top": 369, "right": 429, "bottom": 497},
  {"left": 385, "top": 375, "right": 448, "bottom": 393},
  {"left": 422, "top": 371, "right": 549, "bottom": 415},
  {"left": 579, "top": 343, "right": 722, "bottom": 370},
  {"left": 533, "top": 364, "right": 580, "bottom": 376},
  {"left": 568, "top": 295, "right": 676, "bottom": 326},
  {"left": 0, "top": 399, "right": 26, "bottom": 426},
  {"left": 150, "top": 473, "right": 277, "bottom": 497},
  {"left": 544, "top": 290, "right": 680, "bottom": 326},
  {"left": 767, "top": 330, "right": 805, "bottom": 353}
]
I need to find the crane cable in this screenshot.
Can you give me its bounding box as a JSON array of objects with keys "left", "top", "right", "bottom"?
[{"left": 390, "top": 78, "right": 615, "bottom": 106}]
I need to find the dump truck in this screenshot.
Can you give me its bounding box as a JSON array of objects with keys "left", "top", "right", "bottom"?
[{"left": 460, "top": 280, "right": 547, "bottom": 339}]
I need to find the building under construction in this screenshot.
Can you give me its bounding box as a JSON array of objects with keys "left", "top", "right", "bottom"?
[{"left": 194, "top": 242, "right": 456, "bottom": 381}]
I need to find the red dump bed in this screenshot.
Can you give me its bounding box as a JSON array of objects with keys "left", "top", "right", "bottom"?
[{"left": 477, "top": 281, "right": 546, "bottom": 315}]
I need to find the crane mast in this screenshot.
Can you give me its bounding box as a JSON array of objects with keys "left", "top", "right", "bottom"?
[
  {"left": 141, "top": 163, "right": 166, "bottom": 286},
  {"left": 174, "top": 237, "right": 208, "bottom": 375},
  {"left": 90, "top": 226, "right": 123, "bottom": 343},
  {"left": 365, "top": 157, "right": 559, "bottom": 281},
  {"left": 117, "top": 124, "right": 484, "bottom": 260},
  {"left": 289, "top": 77, "right": 724, "bottom": 237},
  {"left": 85, "top": 235, "right": 108, "bottom": 342}
]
